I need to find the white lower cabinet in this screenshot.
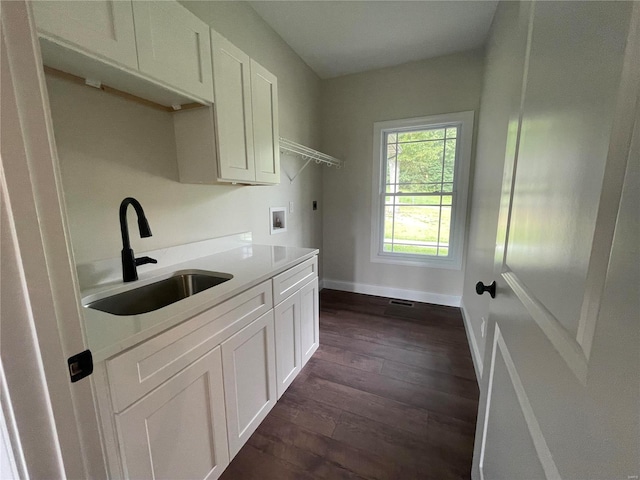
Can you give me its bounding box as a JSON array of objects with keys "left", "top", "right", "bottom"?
[
  {"left": 97, "top": 255, "right": 318, "bottom": 478},
  {"left": 221, "top": 310, "right": 277, "bottom": 459},
  {"left": 273, "top": 276, "right": 320, "bottom": 398},
  {"left": 115, "top": 347, "right": 229, "bottom": 480},
  {"left": 274, "top": 293, "right": 302, "bottom": 398},
  {"left": 300, "top": 277, "right": 320, "bottom": 366}
]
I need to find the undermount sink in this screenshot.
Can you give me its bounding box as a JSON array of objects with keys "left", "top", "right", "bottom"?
[{"left": 85, "top": 270, "right": 233, "bottom": 316}]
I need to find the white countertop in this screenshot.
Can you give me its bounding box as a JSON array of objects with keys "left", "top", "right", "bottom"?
[{"left": 82, "top": 243, "right": 318, "bottom": 361}]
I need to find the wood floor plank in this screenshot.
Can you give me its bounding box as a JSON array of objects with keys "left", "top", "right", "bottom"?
[
  {"left": 331, "top": 411, "right": 469, "bottom": 480},
  {"left": 219, "top": 443, "right": 315, "bottom": 480},
  {"left": 320, "top": 311, "right": 473, "bottom": 355},
  {"left": 320, "top": 330, "right": 477, "bottom": 380},
  {"left": 269, "top": 387, "right": 342, "bottom": 437},
  {"left": 288, "top": 374, "right": 431, "bottom": 437},
  {"left": 221, "top": 290, "right": 479, "bottom": 479},
  {"left": 248, "top": 432, "right": 366, "bottom": 480},
  {"left": 380, "top": 358, "right": 479, "bottom": 400},
  {"left": 256, "top": 415, "right": 400, "bottom": 480},
  {"left": 313, "top": 343, "right": 385, "bottom": 373},
  {"left": 306, "top": 357, "right": 478, "bottom": 423}
]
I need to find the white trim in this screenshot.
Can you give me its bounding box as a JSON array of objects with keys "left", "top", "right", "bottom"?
[
  {"left": 0, "top": 361, "right": 28, "bottom": 480},
  {"left": 460, "top": 300, "right": 483, "bottom": 383},
  {"left": 502, "top": 271, "right": 588, "bottom": 384},
  {"left": 370, "top": 111, "right": 474, "bottom": 270},
  {"left": 322, "top": 279, "right": 460, "bottom": 307},
  {"left": 479, "top": 325, "right": 561, "bottom": 480}
]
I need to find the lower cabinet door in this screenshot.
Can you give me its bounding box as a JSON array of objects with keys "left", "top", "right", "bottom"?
[
  {"left": 221, "top": 310, "right": 277, "bottom": 459},
  {"left": 274, "top": 293, "right": 301, "bottom": 398},
  {"left": 115, "top": 347, "right": 229, "bottom": 480},
  {"left": 300, "top": 278, "right": 320, "bottom": 366}
]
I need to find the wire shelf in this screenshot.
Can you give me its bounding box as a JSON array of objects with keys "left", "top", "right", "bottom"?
[{"left": 279, "top": 137, "right": 344, "bottom": 182}]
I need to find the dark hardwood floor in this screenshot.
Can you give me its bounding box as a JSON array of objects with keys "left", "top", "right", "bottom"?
[{"left": 220, "top": 289, "right": 479, "bottom": 480}]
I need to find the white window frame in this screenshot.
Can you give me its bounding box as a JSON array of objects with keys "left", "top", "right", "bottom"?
[{"left": 370, "top": 111, "right": 474, "bottom": 270}]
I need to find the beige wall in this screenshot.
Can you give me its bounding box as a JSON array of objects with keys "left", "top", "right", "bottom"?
[
  {"left": 460, "top": 2, "right": 527, "bottom": 374},
  {"left": 48, "top": 2, "right": 323, "bottom": 268},
  {"left": 320, "top": 51, "right": 484, "bottom": 302}
]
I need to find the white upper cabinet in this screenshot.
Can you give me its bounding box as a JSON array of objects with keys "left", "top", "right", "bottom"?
[
  {"left": 251, "top": 60, "right": 280, "bottom": 184},
  {"left": 132, "top": 1, "right": 213, "bottom": 102},
  {"left": 32, "top": 0, "right": 138, "bottom": 69},
  {"left": 210, "top": 30, "right": 255, "bottom": 183},
  {"left": 32, "top": 0, "right": 213, "bottom": 105},
  {"left": 174, "top": 30, "right": 280, "bottom": 185}
]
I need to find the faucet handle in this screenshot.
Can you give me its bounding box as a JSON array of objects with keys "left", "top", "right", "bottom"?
[{"left": 135, "top": 256, "right": 158, "bottom": 266}]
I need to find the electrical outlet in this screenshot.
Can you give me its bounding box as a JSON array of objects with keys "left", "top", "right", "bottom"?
[
  {"left": 289, "top": 201, "right": 294, "bottom": 214},
  {"left": 481, "top": 317, "right": 487, "bottom": 338}
]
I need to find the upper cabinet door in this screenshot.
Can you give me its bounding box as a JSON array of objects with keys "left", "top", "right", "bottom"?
[
  {"left": 251, "top": 59, "right": 280, "bottom": 184},
  {"left": 132, "top": 1, "right": 213, "bottom": 102},
  {"left": 32, "top": 0, "right": 138, "bottom": 69},
  {"left": 210, "top": 30, "right": 255, "bottom": 183}
]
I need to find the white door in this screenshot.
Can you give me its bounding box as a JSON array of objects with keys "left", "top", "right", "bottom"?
[
  {"left": 132, "top": 1, "right": 213, "bottom": 102},
  {"left": 221, "top": 311, "right": 277, "bottom": 459},
  {"left": 116, "top": 347, "right": 229, "bottom": 480},
  {"left": 31, "top": 0, "right": 138, "bottom": 69},
  {"left": 251, "top": 59, "right": 280, "bottom": 184},
  {"left": 1, "top": 1, "right": 106, "bottom": 478},
  {"left": 300, "top": 278, "right": 320, "bottom": 366},
  {"left": 211, "top": 29, "right": 255, "bottom": 182},
  {"left": 274, "top": 293, "right": 302, "bottom": 398},
  {"left": 473, "top": 2, "right": 640, "bottom": 479}
]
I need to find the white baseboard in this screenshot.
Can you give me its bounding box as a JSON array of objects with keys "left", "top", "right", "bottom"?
[
  {"left": 460, "top": 299, "right": 483, "bottom": 384},
  {"left": 322, "top": 279, "right": 461, "bottom": 307}
]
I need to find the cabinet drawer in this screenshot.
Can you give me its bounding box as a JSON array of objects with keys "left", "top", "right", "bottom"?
[
  {"left": 107, "top": 280, "right": 272, "bottom": 412},
  {"left": 272, "top": 256, "right": 318, "bottom": 305}
]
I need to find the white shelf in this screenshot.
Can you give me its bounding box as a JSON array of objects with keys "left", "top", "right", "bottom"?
[{"left": 279, "top": 137, "right": 343, "bottom": 182}]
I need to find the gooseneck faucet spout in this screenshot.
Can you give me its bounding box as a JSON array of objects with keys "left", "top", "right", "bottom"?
[{"left": 120, "top": 197, "right": 157, "bottom": 282}]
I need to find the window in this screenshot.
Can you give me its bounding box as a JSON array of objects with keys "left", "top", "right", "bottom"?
[{"left": 370, "top": 112, "right": 473, "bottom": 269}]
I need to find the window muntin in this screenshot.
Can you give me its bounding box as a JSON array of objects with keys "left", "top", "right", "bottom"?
[{"left": 371, "top": 112, "right": 473, "bottom": 269}]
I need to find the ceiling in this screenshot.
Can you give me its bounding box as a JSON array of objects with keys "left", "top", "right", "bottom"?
[{"left": 249, "top": 1, "right": 498, "bottom": 79}]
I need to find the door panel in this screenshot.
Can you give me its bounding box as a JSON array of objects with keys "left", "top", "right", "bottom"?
[
  {"left": 505, "top": 1, "right": 631, "bottom": 339},
  {"left": 251, "top": 59, "right": 280, "bottom": 184},
  {"left": 481, "top": 329, "right": 548, "bottom": 480},
  {"left": 474, "top": 1, "right": 639, "bottom": 479},
  {"left": 32, "top": 0, "right": 138, "bottom": 69},
  {"left": 211, "top": 30, "right": 255, "bottom": 182},
  {"left": 132, "top": 1, "right": 213, "bottom": 101},
  {"left": 221, "top": 311, "right": 276, "bottom": 459},
  {"left": 274, "top": 294, "right": 301, "bottom": 398},
  {"left": 300, "top": 278, "right": 320, "bottom": 366},
  {"left": 116, "top": 347, "right": 229, "bottom": 480}
]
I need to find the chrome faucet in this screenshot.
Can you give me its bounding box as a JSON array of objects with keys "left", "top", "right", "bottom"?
[{"left": 119, "top": 197, "right": 157, "bottom": 282}]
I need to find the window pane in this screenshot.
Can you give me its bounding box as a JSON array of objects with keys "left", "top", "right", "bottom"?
[
  {"left": 445, "top": 127, "right": 458, "bottom": 138},
  {"left": 396, "top": 141, "right": 444, "bottom": 185},
  {"left": 387, "top": 133, "right": 397, "bottom": 143},
  {"left": 392, "top": 205, "right": 441, "bottom": 244},
  {"left": 383, "top": 206, "right": 395, "bottom": 241},
  {"left": 437, "top": 247, "right": 449, "bottom": 257},
  {"left": 443, "top": 139, "right": 456, "bottom": 182},
  {"left": 386, "top": 195, "right": 445, "bottom": 206},
  {"left": 398, "top": 129, "right": 445, "bottom": 142},
  {"left": 438, "top": 206, "right": 452, "bottom": 244},
  {"left": 441, "top": 194, "right": 453, "bottom": 206},
  {"left": 391, "top": 244, "right": 439, "bottom": 255}
]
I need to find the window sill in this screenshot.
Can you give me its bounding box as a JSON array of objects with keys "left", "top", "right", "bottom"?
[{"left": 371, "top": 252, "right": 462, "bottom": 270}]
